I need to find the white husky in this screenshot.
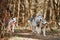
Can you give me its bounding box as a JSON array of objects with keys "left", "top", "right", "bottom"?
[
  {"left": 6, "top": 17, "right": 16, "bottom": 33},
  {"left": 28, "top": 14, "right": 47, "bottom": 36}
]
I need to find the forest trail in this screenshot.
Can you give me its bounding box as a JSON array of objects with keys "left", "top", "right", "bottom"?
[{"left": 1, "top": 29, "right": 60, "bottom": 40}]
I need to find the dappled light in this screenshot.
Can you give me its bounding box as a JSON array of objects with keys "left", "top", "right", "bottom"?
[{"left": 0, "top": 0, "right": 60, "bottom": 40}]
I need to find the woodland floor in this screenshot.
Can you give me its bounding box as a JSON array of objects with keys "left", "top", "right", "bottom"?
[{"left": 0, "top": 29, "right": 60, "bottom": 40}]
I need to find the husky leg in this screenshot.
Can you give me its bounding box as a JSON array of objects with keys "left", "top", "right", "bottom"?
[
  {"left": 42, "top": 26, "right": 46, "bottom": 36},
  {"left": 36, "top": 27, "right": 41, "bottom": 35},
  {"left": 7, "top": 25, "right": 11, "bottom": 33},
  {"left": 11, "top": 24, "right": 15, "bottom": 33}
]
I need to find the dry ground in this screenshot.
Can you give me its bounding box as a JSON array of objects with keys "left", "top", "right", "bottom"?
[{"left": 1, "top": 29, "right": 60, "bottom": 40}]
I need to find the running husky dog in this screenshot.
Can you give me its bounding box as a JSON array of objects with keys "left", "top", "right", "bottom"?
[
  {"left": 6, "top": 17, "right": 16, "bottom": 33},
  {"left": 28, "top": 12, "right": 47, "bottom": 36}
]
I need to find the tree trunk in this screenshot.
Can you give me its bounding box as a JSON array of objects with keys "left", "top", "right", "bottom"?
[{"left": 17, "top": 0, "right": 20, "bottom": 27}]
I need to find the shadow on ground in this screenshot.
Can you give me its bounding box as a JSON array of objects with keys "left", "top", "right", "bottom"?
[{"left": 1, "top": 29, "right": 60, "bottom": 40}]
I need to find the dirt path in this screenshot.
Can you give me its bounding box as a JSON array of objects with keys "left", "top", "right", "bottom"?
[
  {"left": 1, "top": 29, "right": 60, "bottom": 40},
  {"left": 7, "top": 32, "right": 60, "bottom": 40}
]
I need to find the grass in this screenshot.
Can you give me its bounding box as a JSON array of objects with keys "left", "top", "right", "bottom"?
[{"left": 14, "top": 29, "right": 32, "bottom": 33}]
